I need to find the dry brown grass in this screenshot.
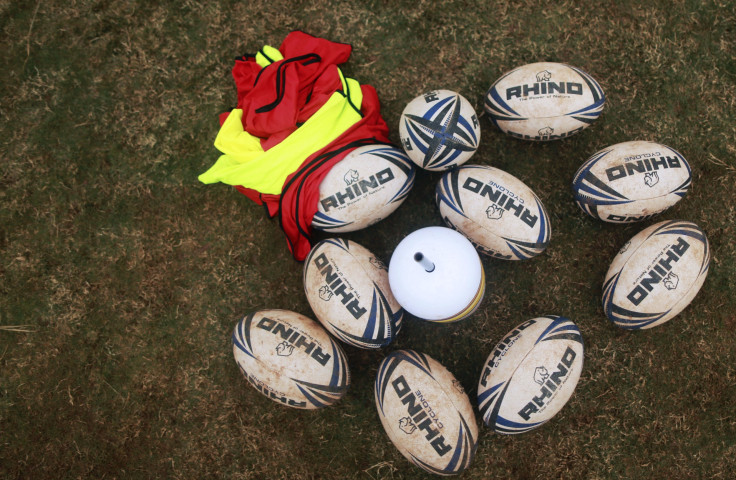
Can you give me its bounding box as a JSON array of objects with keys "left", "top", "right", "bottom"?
[{"left": 2, "top": 0, "right": 735, "bottom": 478}]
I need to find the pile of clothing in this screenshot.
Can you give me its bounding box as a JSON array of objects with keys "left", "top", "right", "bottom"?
[{"left": 199, "top": 31, "right": 391, "bottom": 260}]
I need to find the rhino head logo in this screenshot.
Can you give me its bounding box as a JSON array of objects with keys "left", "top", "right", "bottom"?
[
  {"left": 644, "top": 171, "right": 659, "bottom": 187},
  {"left": 536, "top": 70, "right": 552, "bottom": 82},
  {"left": 275, "top": 341, "right": 294, "bottom": 357},
  {"left": 663, "top": 272, "right": 679, "bottom": 290},
  {"left": 398, "top": 417, "right": 416, "bottom": 434},
  {"left": 344, "top": 169, "right": 360, "bottom": 185},
  {"left": 319, "top": 285, "right": 333, "bottom": 301},
  {"left": 486, "top": 204, "right": 504, "bottom": 220},
  {"left": 369, "top": 257, "right": 387, "bottom": 271},
  {"left": 534, "top": 366, "right": 549, "bottom": 385},
  {"left": 538, "top": 126, "right": 554, "bottom": 137}
]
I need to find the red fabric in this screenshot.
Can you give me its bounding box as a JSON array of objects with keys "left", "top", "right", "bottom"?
[
  {"left": 222, "top": 31, "right": 391, "bottom": 261},
  {"left": 234, "top": 186, "right": 280, "bottom": 217},
  {"left": 278, "top": 85, "right": 390, "bottom": 261},
  {"left": 218, "top": 111, "right": 231, "bottom": 126},
  {"left": 234, "top": 86, "right": 390, "bottom": 259},
  {"left": 231, "top": 31, "right": 351, "bottom": 142}
]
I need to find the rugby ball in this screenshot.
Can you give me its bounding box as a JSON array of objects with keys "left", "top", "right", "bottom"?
[
  {"left": 477, "top": 316, "right": 584, "bottom": 434},
  {"left": 484, "top": 62, "right": 605, "bottom": 141},
  {"left": 232, "top": 309, "right": 350, "bottom": 409},
  {"left": 572, "top": 141, "right": 692, "bottom": 223},
  {"left": 304, "top": 238, "right": 403, "bottom": 349},
  {"left": 436, "top": 165, "right": 551, "bottom": 260},
  {"left": 312, "top": 144, "right": 416, "bottom": 232},
  {"left": 602, "top": 220, "right": 711, "bottom": 329},
  {"left": 375, "top": 350, "right": 478, "bottom": 475},
  {"left": 399, "top": 90, "right": 481, "bottom": 171}
]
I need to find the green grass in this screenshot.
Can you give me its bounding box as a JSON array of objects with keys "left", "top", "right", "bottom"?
[{"left": 2, "top": 0, "right": 736, "bottom": 478}]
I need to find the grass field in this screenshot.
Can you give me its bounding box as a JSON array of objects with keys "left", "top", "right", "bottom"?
[{"left": 2, "top": 0, "right": 735, "bottom": 478}]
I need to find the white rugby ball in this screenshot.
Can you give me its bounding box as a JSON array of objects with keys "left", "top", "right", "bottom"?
[
  {"left": 477, "top": 316, "right": 584, "bottom": 434},
  {"left": 573, "top": 141, "right": 692, "bottom": 223},
  {"left": 436, "top": 165, "right": 551, "bottom": 260},
  {"left": 304, "top": 238, "right": 403, "bottom": 349},
  {"left": 484, "top": 62, "right": 605, "bottom": 141},
  {"left": 375, "top": 350, "right": 478, "bottom": 475},
  {"left": 399, "top": 90, "right": 481, "bottom": 171},
  {"left": 312, "top": 144, "right": 415, "bottom": 232},
  {"left": 602, "top": 220, "right": 711, "bottom": 329},
  {"left": 232, "top": 309, "right": 350, "bottom": 409}
]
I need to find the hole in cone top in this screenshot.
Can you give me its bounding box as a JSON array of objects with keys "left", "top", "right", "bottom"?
[{"left": 414, "top": 252, "right": 435, "bottom": 272}]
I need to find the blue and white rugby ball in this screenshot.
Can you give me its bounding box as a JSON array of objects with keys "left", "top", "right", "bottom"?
[
  {"left": 478, "top": 316, "right": 584, "bottom": 434},
  {"left": 484, "top": 62, "right": 605, "bottom": 141},
  {"left": 304, "top": 238, "right": 403, "bottom": 349},
  {"left": 573, "top": 141, "right": 692, "bottom": 223},
  {"left": 436, "top": 165, "right": 551, "bottom": 260},
  {"left": 312, "top": 144, "right": 415, "bottom": 232},
  {"left": 399, "top": 90, "right": 480, "bottom": 171},
  {"left": 375, "top": 350, "right": 478, "bottom": 475},
  {"left": 232, "top": 309, "right": 350, "bottom": 409},
  {"left": 603, "top": 220, "right": 711, "bottom": 329}
]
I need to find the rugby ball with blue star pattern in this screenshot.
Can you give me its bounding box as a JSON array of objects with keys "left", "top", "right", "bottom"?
[
  {"left": 436, "top": 165, "right": 551, "bottom": 260},
  {"left": 399, "top": 90, "right": 480, "bottom": 171},
  {"left": 484, "top": 62, "right": 605, "bottom": 141},
  {"left": 232, "top": 309, "right": 350, "bottom": 409},
  {"left": 572, "top": 141, "right": 692, "bottom": 223}
]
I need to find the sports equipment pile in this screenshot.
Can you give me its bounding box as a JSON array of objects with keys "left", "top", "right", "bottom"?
[{"left": 221, "top": 43, "right": 710, "bottom": 475}]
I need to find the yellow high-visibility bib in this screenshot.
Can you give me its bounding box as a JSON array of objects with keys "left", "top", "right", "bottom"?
[{"left": 198, "top": 49, "right": 364, "bottom": 194}]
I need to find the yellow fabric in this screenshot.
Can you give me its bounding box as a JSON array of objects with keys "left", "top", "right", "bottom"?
[
  {"left": 209, "top": 108, "right": 264, "bottom": 156},
  {"left": 255, "top": 45, "right": 283, "bottom": 67},
  {"left": 198, "top": 72, "right": 364, "bottom": 194}
]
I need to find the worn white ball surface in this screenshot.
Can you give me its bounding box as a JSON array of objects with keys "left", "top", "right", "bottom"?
[
  {"left": 484, "top": 62, "right": 605, "bottom": 141},
  {"left": 312, "top": 144, "right": 415, "bottom": 232},
  {"left": 232, "top": 309, "right": 350, "bottom": 409},
  {"left": 603, "top": 220, "right": 711, "bottom": 329},
  {"left": 436, "top": 164, "right": 551, "bottom": 260},
  {"left": 375, "top": 349, "right": 478, "bottom": 475},
  {"left": 478, "top": 316, "right": 584, "bottom": 434},
  {"left": 303, "top": 238, "right": 403, "bottom": 349},
  {"left": 572, "top": 140, "right": 692, "bottom": 223}
]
